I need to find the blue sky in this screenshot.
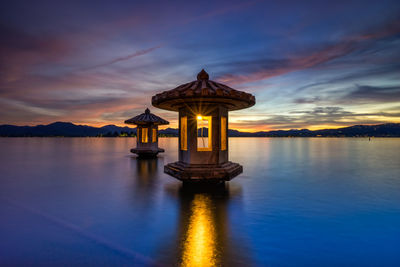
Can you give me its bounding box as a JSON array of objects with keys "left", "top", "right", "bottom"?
[{"left": 0, "top": 0, "right": 399, "bottom": 130}]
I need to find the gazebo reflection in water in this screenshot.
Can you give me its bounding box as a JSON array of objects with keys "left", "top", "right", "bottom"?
[
  {"left": 175, "top": 184, "right": 249, "bottom": 267},
  {"left": 130, "top": 156, "right": 250, "bottom": 266},
  {"left": 181, "top": 193, "right": 219, "bottom": 266}
]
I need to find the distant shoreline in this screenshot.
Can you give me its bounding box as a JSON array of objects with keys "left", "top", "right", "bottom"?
[
  {"left": 1, "top": 122, "right": 399, "bottom": 137},
  {"left": 1, "top": 136, "right": 399, "bottom": 138}
]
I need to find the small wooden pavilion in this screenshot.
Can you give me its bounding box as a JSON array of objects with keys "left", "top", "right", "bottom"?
[
  {"left": 125, "top": 108, "right": 169, "bottom": 158},
  {"left": 152, "top": 69, "right": 255, "bottom": 182}
]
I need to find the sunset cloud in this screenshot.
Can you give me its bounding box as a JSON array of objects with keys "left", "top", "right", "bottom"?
[
  {"left": 80, "top": 46, "right": 162, "bottom": 71},
  {"left": 216, "top": 16, "right": 400, "bottom": 86},
  {"left": 0, "top": 0, "right": 399, "bottom": 130}
]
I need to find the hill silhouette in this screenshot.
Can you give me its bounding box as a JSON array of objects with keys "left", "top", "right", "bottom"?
[{"left": 0, "top": 122, "right": 399, "bottom": 137}]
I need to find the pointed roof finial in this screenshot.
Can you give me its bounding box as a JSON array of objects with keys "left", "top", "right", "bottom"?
[
  {"left": 197, "top": 69, "right": 209, "bottom": 81},
  {"left": 145, "top": 108, "right": 150, "bottom": 114}
]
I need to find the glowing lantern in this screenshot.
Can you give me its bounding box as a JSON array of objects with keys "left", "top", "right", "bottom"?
[
  {"left": 124, "top": 108, "right": 169, "bottom": 158},
  {"left": 152, "top": 69, "right": 255, "bottom": 182}
]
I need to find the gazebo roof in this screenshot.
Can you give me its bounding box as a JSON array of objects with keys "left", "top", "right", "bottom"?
[
  {"left": 124, "top": 108, "right": 169, "bottom": 125},
  {"left": 152, "top": 69, "right": 255, "bottom": 111}
]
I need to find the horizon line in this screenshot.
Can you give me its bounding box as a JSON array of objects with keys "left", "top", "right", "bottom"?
[{"left": 1, "top": 121, "right": 399, "bottom": 133}]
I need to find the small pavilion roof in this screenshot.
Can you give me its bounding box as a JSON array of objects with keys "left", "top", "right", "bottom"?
[
  {"left": 125, "top": 108, "right": 169, "bottom": 125},
  {"left": 152, "top": 69, "right": 255, "bottom": 111}
]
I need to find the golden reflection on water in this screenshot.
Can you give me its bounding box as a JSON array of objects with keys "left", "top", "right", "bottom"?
[{"left": 181, "top": 194, "right": 219, "bottom": 267}]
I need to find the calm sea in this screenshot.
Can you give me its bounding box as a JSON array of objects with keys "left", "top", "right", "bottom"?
[{"left": 0, "top": 138, "right": 399, "bottom": 266}]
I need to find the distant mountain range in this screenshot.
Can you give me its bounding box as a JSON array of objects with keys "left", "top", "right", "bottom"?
[{"left": 0, "top": 122, "right": 399, "bottom": 137}]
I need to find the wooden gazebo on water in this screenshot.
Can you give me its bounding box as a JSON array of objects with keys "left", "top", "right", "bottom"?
[
  {"left": 152, "top": 69, "right": 255, "bottom": 183},
  {"left": 125, "top": 108, "right": 169, "bottom": 158}
]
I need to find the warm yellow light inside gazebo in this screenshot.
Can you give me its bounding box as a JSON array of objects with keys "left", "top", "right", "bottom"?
[
  {"left": 221, "top": 116, "right": 227, "bottom": 151},
  {"left": 197, "top": 115, "right": 212, "bottom": 151},
  {"left": 141, "top": 128, "right": 148, "bottom": 143},
  {"left": 181, "top": 116, "right": 187, "bottom": 151}
]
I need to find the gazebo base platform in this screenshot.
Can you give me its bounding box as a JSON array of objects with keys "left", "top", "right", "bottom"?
[
  {"left": 164, "top": 161, "right": 243, "bottom": 182},
  {"left": 130, "top": 148, "right": 165, "bottom": 158}
]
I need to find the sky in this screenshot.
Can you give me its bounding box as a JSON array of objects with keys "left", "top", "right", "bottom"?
[{"left": 0, "top": 0, "right": 399, "bottom": 131}]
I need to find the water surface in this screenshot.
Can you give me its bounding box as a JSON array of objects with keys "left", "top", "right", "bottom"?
[{"left": 0, "top": 138, "right": 399, "bottom": 266}]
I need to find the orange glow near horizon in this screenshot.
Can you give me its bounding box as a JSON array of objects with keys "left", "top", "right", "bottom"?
[
  {"left": 14, "top": 114, "right": 399, "bottom": 133},
  {"left": 45, "top": 120, "right": 400, "bottom": 132}
]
